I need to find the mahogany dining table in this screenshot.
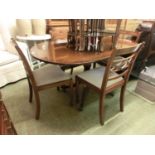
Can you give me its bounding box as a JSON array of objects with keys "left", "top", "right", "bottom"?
[{"left": 30, "top": 39, "right": 137, "bottom": 66}]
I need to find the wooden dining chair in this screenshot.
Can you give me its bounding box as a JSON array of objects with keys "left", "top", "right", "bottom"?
[
  {"left": 13, "top": 39, "right": 73, "bottom": 120},
  {"left": 75, "top": 42, "right": 145, "bottom": 125}
]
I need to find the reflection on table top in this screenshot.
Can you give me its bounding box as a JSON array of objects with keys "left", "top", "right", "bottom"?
[{"left": 30, "top": 39, "right": 137, "bottom": 65}]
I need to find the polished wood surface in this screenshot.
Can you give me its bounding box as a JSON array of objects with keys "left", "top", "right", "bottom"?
[{"left": 30, "top": 39, "right": 137, "bottom": 65}]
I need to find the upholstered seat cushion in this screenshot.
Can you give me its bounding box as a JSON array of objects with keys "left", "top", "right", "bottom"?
[
  {"left": 0, "top": 51, "right": 19, "bottom": 66},
  {"left": 77, "top": 67, "right": 123, "bottom": 89},
  {"left": 33, "top": 64, "right": 71, "bottom": 87}
]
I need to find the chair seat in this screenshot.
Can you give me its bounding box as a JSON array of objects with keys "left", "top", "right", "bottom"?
[
  {"left": 33, "top": 65, "right": 71, "bottom": 87},
  {"left": 77, "top": 67, "right": 123, "bottom": 89}
]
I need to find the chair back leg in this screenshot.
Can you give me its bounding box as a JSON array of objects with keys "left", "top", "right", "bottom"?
[
  {"left": 69, "top": 80, "right": 74, "bottom": 106},
  {"left": 99, "top": 94, "right": 105, "bottom": 125},
  {"left": 75, "top": 76, "right": 80, "bottom": 106},
  {"left": 120, "top": 85, "right": 126, "bottom": 112},
  {"left": 79, "top": 86, "right": 88, "bottom": 111},
  {"left": 34, "top": 90, "right": 40, "bottom": 120},
  {"left": 28, "top": 78, "right": 33, "bottom": 103}
]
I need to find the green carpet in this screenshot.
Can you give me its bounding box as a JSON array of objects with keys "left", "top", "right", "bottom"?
[{"left": 1, "top": 78, "right": 155, "bottom": 135}]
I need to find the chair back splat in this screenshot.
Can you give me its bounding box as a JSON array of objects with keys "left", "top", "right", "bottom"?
[{"left": 13, "top": 40, "right": 36, "bottom": 87}]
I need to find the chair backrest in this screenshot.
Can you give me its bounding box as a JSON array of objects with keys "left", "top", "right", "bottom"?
[
  {"left": 119, "top": 30, "right": 142, "bottom": 43},
  {"left": 93, "top": 19, "right": 122, "bottom": 89},
  {"left": 101, "top": 42, "right": 145, "bottom": 91},
  {"left": 12, "top": 39, "right": 36, "bottom": 86}
]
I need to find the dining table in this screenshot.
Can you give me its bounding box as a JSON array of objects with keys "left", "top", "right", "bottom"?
[{"left": 30, "top": 39, "right": 137, "bottom": 66}]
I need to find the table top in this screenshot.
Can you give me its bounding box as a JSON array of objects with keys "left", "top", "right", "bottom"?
[
  {"left": 30, "top": 39, "right": 137, "bottom": 65},
  {"left": 16, "top": 34, "right": 51, "bottom": 41}
]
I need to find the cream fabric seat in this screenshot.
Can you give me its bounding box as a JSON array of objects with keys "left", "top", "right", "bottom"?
[
  {"left": 33, "top": 65, "right": 71, "bottom": 87},
  {"left": 77, "top": 67, "right": 123, "bottom": 89}
]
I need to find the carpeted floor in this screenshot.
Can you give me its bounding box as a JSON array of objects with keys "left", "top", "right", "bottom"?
[{"left": 1, "top": 77, "right": 155, "bottom": 135}]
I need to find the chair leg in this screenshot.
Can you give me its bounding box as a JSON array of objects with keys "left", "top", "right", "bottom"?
[
  {"left": 57, "top": 86, "right": 60, "bottom": 91},
  {"left": 34, "top": 90, "right": 40, "bottom": 120},
  {"left": 93, "top": 62, "right": 96, "bottom": 68},
  {"left": 99, "top": 95, "right": 105, "bottom": 125},
  {"left": 108, "top": 92, "right": 115, "bottom": 97},
  {"left": 120, "top": 85, "right": 126, "bottom": 112},
  {"left": 28, "top": 78, "right": 33, "bottom": 103},
  {"left": 75, "top": 76, "right": 80, "bottom": 105},
  {"left": 70, "top": 67, "right": 74, "bottom": 74},
  {"left": 69, "top": 80, "right": 74, "bottom": 106},
  {"left": 79, "top": 85, "right": 87, "bottom": 111}
]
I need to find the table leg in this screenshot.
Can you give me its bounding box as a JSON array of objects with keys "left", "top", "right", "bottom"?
[{"left": 83, "top": 63, "right": 91, "bottom": 71}]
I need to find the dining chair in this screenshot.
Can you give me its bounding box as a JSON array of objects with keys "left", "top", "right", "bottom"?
[
  {"left": 75, "top": 42, "right": 145, "bottom": 125},
  {"left": 13, "top": 39, "right": 73, "bottom": 120}
]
